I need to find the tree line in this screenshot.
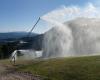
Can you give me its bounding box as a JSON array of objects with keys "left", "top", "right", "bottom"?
[{"left": 0, "top": 42, "right": 17, "bottom": 59}]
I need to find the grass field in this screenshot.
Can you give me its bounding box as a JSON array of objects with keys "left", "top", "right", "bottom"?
[{"left": 14, "top": 56, "right": 100, "bottom": 80}]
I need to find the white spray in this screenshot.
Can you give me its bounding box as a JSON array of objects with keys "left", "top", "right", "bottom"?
[
  {"left": 11, "top": 50, "right": 17, "bottom": 61},
  {"left": 41, "top": 18, "right": 73, "bottom": 58},
  {"left": 11, "top": 49, "right": 42, "bottom": 61},
  {"left": 41, "top": 3, "right": 100, "bottom": 58}
]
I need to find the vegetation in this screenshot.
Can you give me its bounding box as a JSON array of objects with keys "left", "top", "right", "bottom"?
[
  {"left": 0, "top": 43, "right": 17, "bottom": 59},
  {"left": 15, "top": 56, "right": 100, "bottom": 80},
  {"left": 0, "top": 54, "right": 100, "bottom": 80},
  {"left": 0, "top": 46, "right": 3, "bottom": 59}
]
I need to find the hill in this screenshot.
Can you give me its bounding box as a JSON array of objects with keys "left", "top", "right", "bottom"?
[
  {"left": 16, "top": 56, "right": 100, "bottom": 80},
  {"left": 0, "top": 32, "right": 37, "bottom": 43},
  {"left": 0, "top": 32, "right": 38, "bottom": 39},
  {"left": 0, "top": 32, "right": 43, "bottom": 59}
]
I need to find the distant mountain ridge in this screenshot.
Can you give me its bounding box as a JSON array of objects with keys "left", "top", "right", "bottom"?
[
  {"left": 0, "top": 32, "right": 43, "bottom": 51},
  {"left": 0, "top": 32, "right": 38, "bottom": 40}
]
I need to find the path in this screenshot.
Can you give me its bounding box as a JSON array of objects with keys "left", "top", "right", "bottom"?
[{"left": 0, "top": 61, "right": 42, "bottom": 80}]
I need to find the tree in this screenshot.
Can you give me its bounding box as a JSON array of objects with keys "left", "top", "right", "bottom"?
[{"left": 0, "top": 46, "right": 4, "bottom": 59}]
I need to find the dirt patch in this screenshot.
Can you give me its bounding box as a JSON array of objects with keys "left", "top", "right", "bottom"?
[
  {"left": 0, "top": 60, "right": 42, "bottom": 80},
  {"left": 0, "top": 71, "right": 42, "bottom": 80}
]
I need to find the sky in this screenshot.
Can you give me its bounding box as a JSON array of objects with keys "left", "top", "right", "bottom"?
[{"left": 0, "top": 0, "right": 99, "bottom": 33}]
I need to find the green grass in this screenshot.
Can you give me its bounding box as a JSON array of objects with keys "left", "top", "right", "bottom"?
[{"left": 16, "top": 56, "right": 100, "bottom": 80}]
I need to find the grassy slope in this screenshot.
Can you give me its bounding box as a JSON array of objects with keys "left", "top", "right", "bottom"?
[{"left": 17, "top": 56, "right": 100, "bottom": 80}]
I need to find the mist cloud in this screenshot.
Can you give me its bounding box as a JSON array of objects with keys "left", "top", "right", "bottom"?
[{"left": 41, "top": 3, "right": 99, "bottom": 23}]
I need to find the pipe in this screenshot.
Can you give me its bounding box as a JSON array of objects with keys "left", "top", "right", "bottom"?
[{"left": 27, "top": 17, "right": 41, "bottom": 37}]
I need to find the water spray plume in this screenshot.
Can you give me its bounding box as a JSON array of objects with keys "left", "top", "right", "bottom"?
[{"left": 41, "top": 3, "right": 100, "bottom": 58}]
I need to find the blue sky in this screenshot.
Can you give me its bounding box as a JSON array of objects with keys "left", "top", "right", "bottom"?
[{"left": 0, "top": 0, "right": 99, "bottom": 33}]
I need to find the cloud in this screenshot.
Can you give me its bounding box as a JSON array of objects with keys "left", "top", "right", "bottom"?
[
  {"left": 41, "top": 3, "right": 99, "bottom": 24},
  {"left": 81, "top": 3, "right": 98, "bottom": 18}
]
